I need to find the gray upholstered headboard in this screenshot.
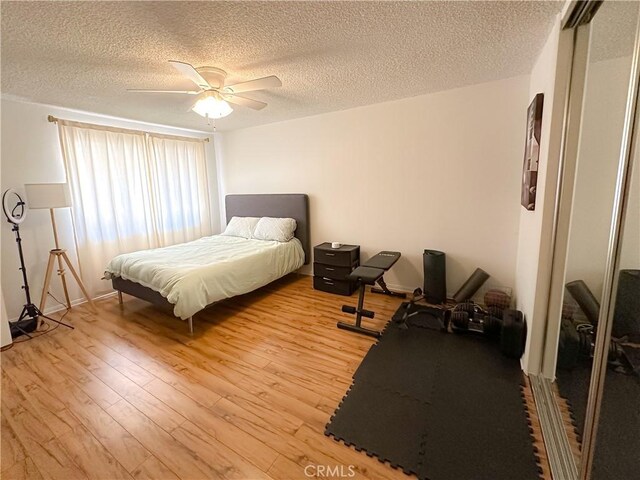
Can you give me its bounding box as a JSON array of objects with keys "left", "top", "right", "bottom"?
[{"left": 225, "top": 194, "right": 311, "bottom": 264}]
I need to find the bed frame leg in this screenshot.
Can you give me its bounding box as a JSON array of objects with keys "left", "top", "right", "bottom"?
[
  {"left": 117, "top": 291, "right": 123, "bottom": 305},
  {"left": 188, "top": 316, "right": 193, "bottom": 335}
]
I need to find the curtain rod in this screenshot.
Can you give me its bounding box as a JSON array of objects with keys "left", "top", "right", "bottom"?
[{"left": 47, "top": 115, "right": 210, "bottom": 142}]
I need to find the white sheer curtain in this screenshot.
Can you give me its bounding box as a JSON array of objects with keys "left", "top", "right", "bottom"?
[
  {"left": 147, "top": 135, "right": 212, "bottom": 246},
  {"left": 57, "top": 120, "right": 212, "bottom": 296}
]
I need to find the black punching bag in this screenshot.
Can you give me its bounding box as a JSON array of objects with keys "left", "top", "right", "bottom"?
[{"left": 423, "top": 250, "right": 446, "bottom": 304}]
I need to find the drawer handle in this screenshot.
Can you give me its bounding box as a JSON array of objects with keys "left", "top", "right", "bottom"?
[
  {"left": 325, "top": 253, "right": 335, "bottom": 256},
  {"left": 322, "top": 278, "right": 334, "bottom": 284},
  {"left": 325, "top": 267, "right": 335, "bottom": 271}
]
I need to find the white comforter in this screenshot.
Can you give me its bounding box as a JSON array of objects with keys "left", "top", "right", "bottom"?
[{"left": 104, "top": 235, "right": 305, "bottom": 319}]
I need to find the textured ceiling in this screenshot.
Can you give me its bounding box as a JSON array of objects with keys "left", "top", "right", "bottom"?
[{"left": 1, "top": 1, "right": 563, "bottom": 132}]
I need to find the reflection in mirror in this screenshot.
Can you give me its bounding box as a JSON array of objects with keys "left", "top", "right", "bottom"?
[
  {"left": 591, "top": 113, "right": 640, "bottom": 479},
  {"left": 553, "top": 0, "right": 640, "bottom": 474}
]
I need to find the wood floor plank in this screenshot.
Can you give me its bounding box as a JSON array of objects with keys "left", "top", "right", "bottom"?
[
  {"left": 159, "top": 342, "right": 331, "bottom": 430},
  {"left": 2, "top": 352, "right": 80, "bottom": 438},
  {"left": 132, "top": 317, "right": 335, "bottom": 412},
  {"left": 1, "top": 457, "right": 45, "bottom": 480},
  {"left": 88, "top": 311, "right": 308, "bottom": 434},
  {"left": 106, "top": 399, "right": 224, "bottom": 480},
  {"left": 262, "top": 359, "right": 352, "bottom": 398},
  {"left": 143, "top": 377, "right": 279, "bottom": 472},
  {"left": 1, "top": 370, "right": 56, "bottom": 446},
  {"left": 171, "top": 421, "right": 274, "bottom": 479},
  {"left": 1, "top": 373, "right": 88, "bottom": 480},
  {"left": 69, "top": 314, "right": 223, "bottom": 409},
  {"left": 66, "top": 330, "right": 156, "bottom": 386},
  {"left": 131, "top": 456, "right": 179, "bottom": 480},
  {"left": 44, "top": 378, "right": 151, "bottom": 473},
  {"left": 1, "top": 413, "right": 27, "bottom": 473},
  {"left": 57, "top": 424, "right": 133, "bottom": 480},
  {"left": 31, "top": 340, "right": 122, "bottom": 410}
]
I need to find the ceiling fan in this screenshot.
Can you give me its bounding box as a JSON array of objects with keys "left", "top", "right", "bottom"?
[{"left": 128, "top": 61, "right": 282, "bottom": 119}]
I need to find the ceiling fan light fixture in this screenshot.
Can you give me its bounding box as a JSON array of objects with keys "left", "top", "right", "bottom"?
[{"left": 192, "top": 92, "right": 233, "bottom": 119}]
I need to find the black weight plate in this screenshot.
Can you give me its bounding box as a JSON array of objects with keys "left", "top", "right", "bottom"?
[
  {"left": 484, "top": 316, "right": 502, "bottom": 336},
  {"left": 452, "top": 311, "right": 469, "bottom": 331},
  {"left": 500, "top": 309, "right": 526, "bottom": 358}
]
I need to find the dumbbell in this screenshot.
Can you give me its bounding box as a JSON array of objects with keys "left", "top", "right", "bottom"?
[
  {"left": 557, "top": 319, "right": 624, "bottom": 369},
  {"left": 448, "top": 304, "right": 526, "bottom": 359},
  {"left": 449, "top": 301, "right": 502, "bottom": 336},
  {"left": 487, "top": 305, "right": 504, "bottom": 319}
]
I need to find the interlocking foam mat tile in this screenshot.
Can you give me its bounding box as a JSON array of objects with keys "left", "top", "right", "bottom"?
[
  {"left": 326, "top": 304, "right": 541, "bottom": 480},
  {"left": 556, "top": 363, "right": 640, "bottom": 480}
]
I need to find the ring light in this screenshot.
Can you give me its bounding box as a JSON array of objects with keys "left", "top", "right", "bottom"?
[{"left": 2, "top": 188, "right": 27, "bottom": 225}]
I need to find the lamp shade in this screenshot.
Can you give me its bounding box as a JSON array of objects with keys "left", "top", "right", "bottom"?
[
  {"left": 192, "top": 92, "right": 233, "bottom": 119},
  {"left": 24, "top": 183, "right": 72, "bottom": 209}
]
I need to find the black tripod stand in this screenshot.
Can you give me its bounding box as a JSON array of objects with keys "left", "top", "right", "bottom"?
[{"left": 8, "top": 212, "right": 73, "bottom": 339}]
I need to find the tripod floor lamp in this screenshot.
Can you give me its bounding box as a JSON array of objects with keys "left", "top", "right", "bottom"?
[{"left": 24, "top": 183, "right": 95, "bottom": 313}]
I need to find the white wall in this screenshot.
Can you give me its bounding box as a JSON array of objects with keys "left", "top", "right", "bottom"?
[
  {"left": 219, "top": 75, "right": 530, "bottom": 295},
  {"left": 1, "top": 291, "right": 11, "bottom": 347},
  {"left": 0, "top": 97, "right": 220, "bottom": 321},
  {"left": 514, "top": 17, "right": 573, "bottom": 374}
]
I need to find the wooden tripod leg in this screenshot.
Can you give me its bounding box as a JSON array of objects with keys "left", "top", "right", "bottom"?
[
  {"left": 56, "top": 254, "right": 72, "bottom": 309},
  {"left": 39, "top": 252, "right": 57, "bottom": 312},
  {"left": 61, "top": 252, "right": 97, "bottom": 312}
]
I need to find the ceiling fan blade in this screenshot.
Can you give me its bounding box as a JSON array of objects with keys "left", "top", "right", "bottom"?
[
  {"left": 223, "top": 94, "right": 267, "bottom": 110},
  {"left": 224, "top": 75, "right": 282, "bottom": 94},
  {"left": 168, "top": 60, "right": 211, "bottom": 89},
  {"left": 127, "top": 89, "right": 201, "bottom": 95}
]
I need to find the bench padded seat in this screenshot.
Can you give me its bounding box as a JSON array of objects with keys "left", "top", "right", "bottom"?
[
  {"left": 362, "top": 251, "right": 401, "bottom": 270},
  {"left": 348, "top": 266, "right": 385, "bottom": 284}
]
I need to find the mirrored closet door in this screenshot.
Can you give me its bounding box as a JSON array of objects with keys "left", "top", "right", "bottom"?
[
  {"left": 540, "top": 1, "right": 640, "bottom": 479},
  {"left": 587, "top": 115, "right": 640, "bottom": 480}
]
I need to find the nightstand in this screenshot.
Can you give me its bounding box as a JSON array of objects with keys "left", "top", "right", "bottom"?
[{"left": 313, "top": 243, "right": 360, "bottom": 296}]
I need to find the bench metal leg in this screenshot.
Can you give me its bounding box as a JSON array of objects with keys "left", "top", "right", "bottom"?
[
  {"left": 187, "top": 316, "right": 193, "bottom": 335},
  {"left": 371, "top": 276, "right": 407, "bottom": 298},
  {"left": 338, "top": 284, "right": 381, "bottom": 338}
]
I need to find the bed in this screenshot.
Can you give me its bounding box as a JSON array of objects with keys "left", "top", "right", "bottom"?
[{"left": 105, "top": 193, "right": 310, "bottom": 332}]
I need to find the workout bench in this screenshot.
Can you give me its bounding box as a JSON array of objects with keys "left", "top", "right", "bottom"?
[{"left": 338, "top": 251, "right": 406, "bottom": 338}]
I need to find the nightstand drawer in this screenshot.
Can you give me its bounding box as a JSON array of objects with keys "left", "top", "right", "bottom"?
[
  {"left": 313, "top": 244, "right": 359, "bottom": 266},
  {"left": 313, "top": 262, "right": 354, "bottom": 280},
  {"left": 313, "top": 276, "right": 355, "bottom": 296}
]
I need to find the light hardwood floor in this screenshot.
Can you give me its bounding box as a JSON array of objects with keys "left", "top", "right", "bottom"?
[{"left": 1, "top": 274, "right": 415, "bottom": 480}]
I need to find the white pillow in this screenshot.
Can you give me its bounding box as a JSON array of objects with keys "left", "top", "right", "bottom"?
[
  {"left": 221, "top": 216, "right": 260, "bottom": 239},
  {"left": 253, "top": 217, "right": 297, "bottom": 242}
]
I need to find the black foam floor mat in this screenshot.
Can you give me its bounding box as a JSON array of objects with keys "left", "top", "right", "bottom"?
[
  {"left": 326, "top": 304, "right": 541, "bottom": 480},
  {"left": 556, "top": 363, "right": 640, "bottom": 480},
  {"left": 328, "top": 380, "right": 430, "bottom": 477}
]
